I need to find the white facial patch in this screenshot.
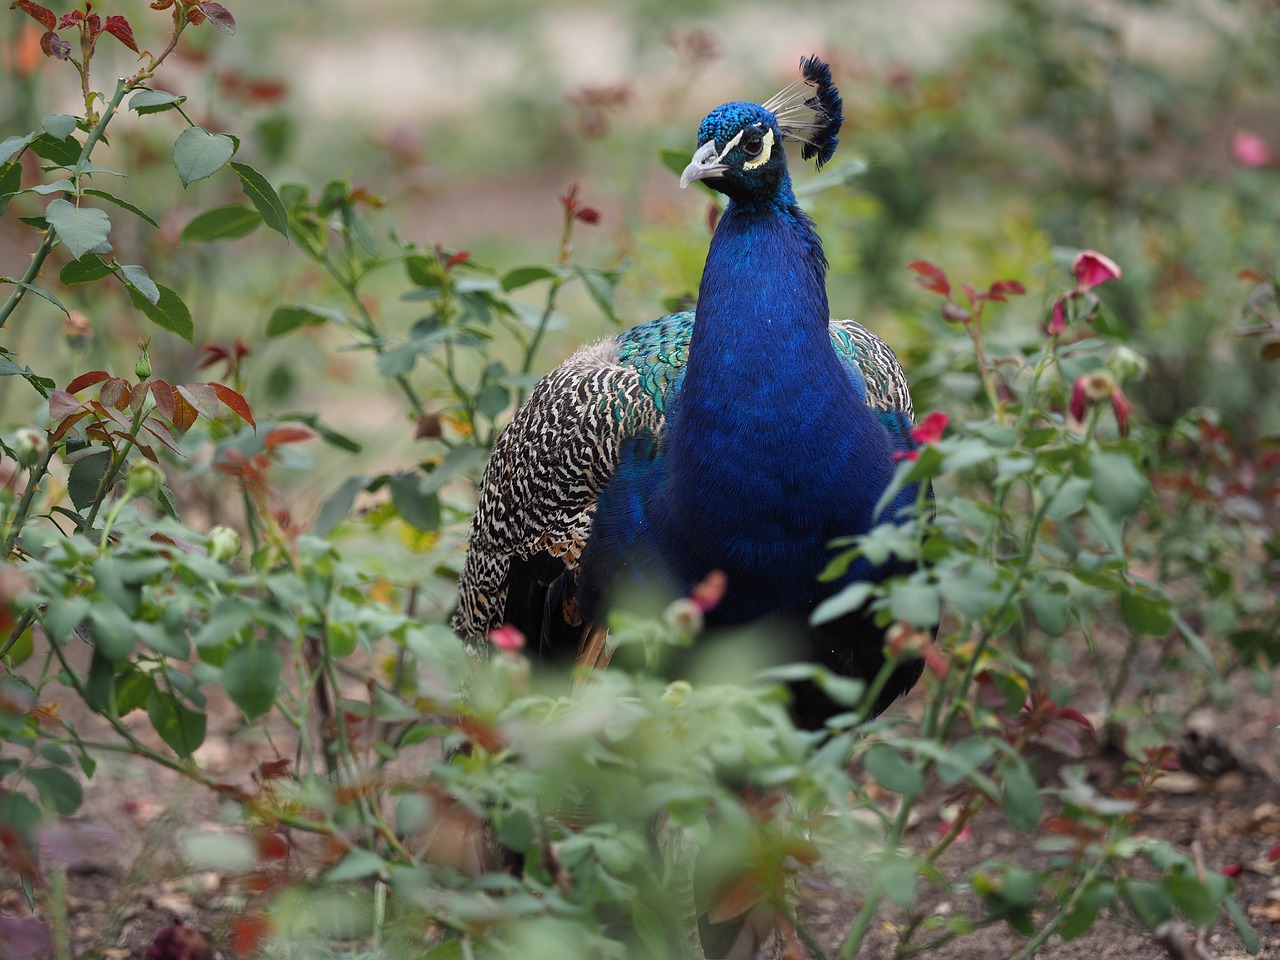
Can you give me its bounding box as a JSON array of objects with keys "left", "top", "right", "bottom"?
[{"left": 743, "top": 128, "right": 775, "bottom": 171}]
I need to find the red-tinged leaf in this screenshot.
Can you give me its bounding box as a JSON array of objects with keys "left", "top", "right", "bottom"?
[
  {"left": 1219, "top": 862, "right": 1244, "bottom": 878},
  {"left": 84, "top": 12, "right": 100, "bottom": 36},
  {"left": 257, "top": 758, "right": 291, "bottom": 780},
  {"left": 176, "top": 383, "right": 218, "bottom": 421},
  {"left": 209, "top": 381, "right": 256, "bottom": 428},
  {"left": 12, "top": 0, "right": 56, "bottom": 31},
  {"left": 124, "top": 436, "right": 158, "bottom": 462},
  {"left": 707, "top": 869, "right": 768, "bottom": 924},
  {"left": 1237, "top": 269, "right": 1268, "bottom": 284},
  {"left": 99, "top": 376, "right": 132, "bottom": 411},
  {"left": 262, "top": 425, "right": 317, "bottom": 448},
  {"left": 1268, "top": 843, "right": 1280, "bottom": 863},
  {"left": 197, "top": 1, "right": 235, "bottom": 34},
  {"left": 103, "top": 15, "right": 138, "bottom": 52},
  {"left": 130, "top": 380, "right": 150, "bottom": 413},
  {"left": 149, "top": 379, "right": 174, "bottom": 421},
  {"left": 150, "top": 0, "right": 175, "bottom": 8},
  {"left": 48, "top": 409, "right": 91, "bottom": 446},
  {"left": 48, "top": 390, "right": 87, "bottom": 420},
  {"left": 908, "top": 259, "right": 950, "bottom": 296},
  {"left": 962, "top": 282, "right": 979, "bottom": 305},
  {"left": 987, "top": 279, "right": 1027, "bottom": 302},
  {"left": 1052, "top": 706, "right": 1093, "bottom": 731},
  {"left": 56, "top": 11, "right": 81, "bottom": 28},
  {"left": 231, "top": 915, "right": 271, "bottom": 957},
  {"left": 88, "top": 399, "right": 130, "bottom": 427},
  {"left": 170, "top": 392, "right": 198, "bottom": 435},
  {"left": 444, "top": 250, "right": 471, "bottom": 270},
  {"left": 141, "top": 420, "right": 185, "bottom": 456},
  {"left": 256, "top": 830, "right": 289, "bottom": 860},
  {"left": 40, "top": 29, "right": 72, "bottom": 59},
  {"left": 185, "top": 6, "right": 205, "bottom": 25},
  {"left": 66, "top": 370, "right": 111, "bottom": 394}
]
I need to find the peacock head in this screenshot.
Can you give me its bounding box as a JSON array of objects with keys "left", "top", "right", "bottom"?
[{"left": 680, "top": 54, "right": 843, "bottom": 205}]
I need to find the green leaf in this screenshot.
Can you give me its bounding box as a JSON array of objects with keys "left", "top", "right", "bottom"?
[
  {"left": 60, "top": 254, "right": 113, "bottom": 286},
  {"left": 999, "top": 757, "right": 1041, "bottom": 830},
  {"left": 222, "top": 642, "right": 282, "bottom": 720},
  {"left": 0, "top": 133, "right": 36, "bottom": 167},
  {"left": 864, "top": 743, "right": 924, "bottom": 797},
  {"left": 41, "top": 114, "right": 78, "bottom": 140},
  {"left": 1090, "top": 450, "right": 1148, "bottom": 520},
  {"left": 501, "top": 265, "right": 563, "bottom": 291},
  {"left": 181, "top": 831, "right": 256, "bottom": 872},
  {"left": 388, "top": 472, "right": 441, "bottom": 531},
  {"left": 180, "top": 204, "right": 262, "bottom": 242},
  {"left": 376, "top": 344, "right": 417, "bottom": 378},
  {"left": 229, "top": 161, "right": 288, "bottom": 236},
  {"left": 172, "top": 127, "right": 235, "bottom": 187},
  {"left": 325, "top": 848, "right": 386, "bottom": 883},
  {"left": 127, "top": 282, "right": 193, "bottom": 342},
  {"left": 0, "top": 161, "right": 22, "bottom": 215},
  {"left": 129, "top": 89, "right": 187, "bottom": 115},
  {"left": 1224, "top": 894, "right": 1261, "bottom": 954},
  {"left": 82, "top": 188, "right": 160, "bottom": 228},
  {"left": 420, "top": 444, "right": 487, "bottom": 495},
  {"left": 267, "top": 303, "right": 344, "bottom": 337},
  {"left": 313, "top": 475, "right": 369, "bottom": 536},
  {"left": 1027, "top": 586, "right": 1070, "bottom": 636},
  {"left": 1165, "top": 873, "right": 1219, "bottom": 926},
  {"left": 476, "top": 382, "right": 511, "bottom": 420},
  {"left": 88, "top": 604, "right": 135, "bottom": 662},
  {"left": 810, "top": 581, "right": 875, "bottom": 625},
  {"left": 659, "top": 147, "right": 689, "bottom": 177},
  {"left": 879, "top": 858, "right": 918, "bottom": 907},
  {"left": 26, "top": 765, "right": 83, "bottom": 815},
  {"left": 1123, "top": 879, "right": 1173, "bottom": 927},
  {"left": 67, "top": 450, "right": 111, "bottom": 511},
  {"left": 12, "top": 281, "right": 69, "bottom": 317},
  {"left": 29, "top": 132, "right": 82, "bottom": 166},
  {"left": 1120, "top": 586, "right": 1173, "bottom": 636},
  {"left": 147, "top": 687, "right": 207, "bottom": 759},
  {"left": 118, "top": 263, "right": 160, "bottom": 305},
  {"left": 887, "top": 580, "right": 941, "bottom": 628},
  {"left": 45, "top": 198, "right": 111, "bottom": 260},
  {"left": 43, "top": 597, "right": 89, "bottom": 644},
  {"left": 574, "top": 264, "right": 622, "bottom": 325}
]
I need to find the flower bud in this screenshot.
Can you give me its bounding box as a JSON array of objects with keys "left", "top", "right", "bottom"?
[
  {"left": 207, "top": 525, "right": 241, "bottom": 563},
  {"left": 125, "top": 458, "right": 162, "bottom": 498},
  {"left": 13, "top": 428, "right": 47, "bottom": 468},
  {"left": 1108, "top": 345, "right": 1149, "bottom": 384},
  {"left": 661, "top": 680, "right": 693, "bottom": 708},
  {"left": 134, "top": 340, "right": 152, "bottom": 382},
  {"left": 663, "top": 597, "right": 704, "bottom": 634}
]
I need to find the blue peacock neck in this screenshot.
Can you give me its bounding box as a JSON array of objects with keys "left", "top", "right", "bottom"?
[{"left": 655, "top": 188, "right": 897, "bottom": 619}]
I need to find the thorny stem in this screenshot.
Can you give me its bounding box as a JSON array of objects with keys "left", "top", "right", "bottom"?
[{"left": 1, "top": 443, "right": 56, "bottom": 557}]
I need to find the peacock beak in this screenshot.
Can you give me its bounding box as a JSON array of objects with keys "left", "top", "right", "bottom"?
[{"left": 680, "top": 141, "right": 729, "bottom": 188}]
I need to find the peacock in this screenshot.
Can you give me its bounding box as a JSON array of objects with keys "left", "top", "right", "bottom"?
[{"left": 452, "top": 55, "right": 925, "bottom": 727}]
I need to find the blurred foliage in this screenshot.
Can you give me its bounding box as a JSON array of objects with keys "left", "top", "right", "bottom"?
[{"left": 1, "top": 0, "right": 1277, "bottom": 958}]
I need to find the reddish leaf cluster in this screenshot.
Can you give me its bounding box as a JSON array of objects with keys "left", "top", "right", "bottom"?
[
  {"left": 11, "top": 0, "right": 139, "bottom": 61},
  {"left": 908, "top": 260, "right": 1026, "bottom": 326},
  {"left": 55, "top": 370, "right": 255, "bottom": 467},
  {"left": 214, "top": 425, "right": 316, "bottom": 518},
  {"left": 149, "top": 0, "right": 236, "bottom": 35},
  {"left": 567, "top": 83, "right": 632, "bottom": 138},
  {"left": 560, "top": 182, "right": 602, "bottom": 226},
  {"left": 199, "top": 336, "right": 251, "bottom": 379}
]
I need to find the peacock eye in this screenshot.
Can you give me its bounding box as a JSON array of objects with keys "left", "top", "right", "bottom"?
[{"left": 741, "top": 133, "right": 764, "bottom": 158}]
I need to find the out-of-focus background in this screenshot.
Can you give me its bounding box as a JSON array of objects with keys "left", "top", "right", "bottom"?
[{"left": 3, "top": 0, "right": 1279, "bottom": 544}]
